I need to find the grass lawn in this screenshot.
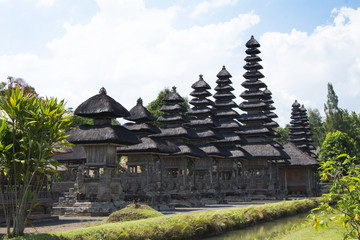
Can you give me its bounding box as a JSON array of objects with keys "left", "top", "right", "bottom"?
[{"left": 276, "top": 213, "right": 351, "bottom": 240}]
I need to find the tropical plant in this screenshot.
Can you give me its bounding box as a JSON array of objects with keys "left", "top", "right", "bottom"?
[
  {"left": 0, "top": 87, "right": 71, "bottom": 237},
  {"left": 311, "top": 154, "right": 360, "bottom": 239}
]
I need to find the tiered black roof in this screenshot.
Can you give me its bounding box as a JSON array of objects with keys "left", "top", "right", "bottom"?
[
  {"left": 289, "top": 100, "right": 316, "bottom": 157},
  {"left": 187, "top": 75, "right": 229, "bottom": 157},
  {"left": 153, "top": 87, "right": 206, "bottom": 158},
  {"left": 118, "top": 98, "right": 180, "bottom": 154},
  {"left": 212, "top": 66, "right": 249, "bottom": 159},
  {"left": 238, "top": 36, "right": 288, "bottom": 160},
  {"left": 68, "top": 88, "right": 139, "bottom": 146}
]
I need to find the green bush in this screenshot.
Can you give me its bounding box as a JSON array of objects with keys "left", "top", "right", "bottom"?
[{"left": 107, "top": 204, "right": 163, "bottom": 223}]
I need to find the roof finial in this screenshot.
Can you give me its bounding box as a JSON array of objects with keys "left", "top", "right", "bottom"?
[
  {"left": 172, "top": 86, "right": 177, "bottom": 93},
  {"left": 137, "top": 97, "right": 143, "bottom": 106},
  {"left": 99, "top": 87, "right": 107, "bottom": 95},
  {"left": 199, "top": 74, "right": 203, "bottom": 80},
  {"left": 222, "top": 65, "right": 226, "bottom": 70}
]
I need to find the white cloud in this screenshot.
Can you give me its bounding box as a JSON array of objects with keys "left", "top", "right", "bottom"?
[
  {"left": 36, "top": 0, "right": 55, "bottom": 7},
  {"left": 0, "top": 0, "right": 259, "bottom": 114},
  {"left": 260, "top": 7, "right": 360, "bottom": 126},
  {"left": 190, "top": 0, "right": 239, "bottom": 17}
]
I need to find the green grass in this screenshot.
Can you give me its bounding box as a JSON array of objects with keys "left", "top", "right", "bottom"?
[
  {"left": 106, "top": 203, "right": 163, "bottom": 223},
  {"left": 274, "top": 212, "right": 350, "bottom": 240},
  {"left": 9, "top": 198, "right": 325, "bottom": 240}
]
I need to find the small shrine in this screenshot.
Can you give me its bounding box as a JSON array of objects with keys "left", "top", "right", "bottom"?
[{"left": 54, "top": 87, "right": 139, "bottom": 215}]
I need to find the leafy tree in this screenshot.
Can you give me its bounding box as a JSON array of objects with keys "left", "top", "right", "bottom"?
[
  {"left": 311, "top": 154, "right": 360, "bottom": 239},
  {"left": 275, "top": 124, "right": 290, "bottom": 144},
  {"left": 319, "top": 131, "right": 358, "bottom": 163},
  {"left": 146, "top": 87, "right": 189, "bottom": 126},
  {"left": 0, "top": 87, "right": 70, "bottom": 237},
  {"left": 1, "top": 76, "right": 37, "bottom": 96},
  {"left": 308, "top": 108, "right": 325, "bottom": 148},
  {"left": 324, "top": 83, "right": 347, "bottom": 134}
]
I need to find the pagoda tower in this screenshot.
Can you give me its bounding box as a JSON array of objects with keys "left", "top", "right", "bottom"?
[
  {"left": 152, "top": 87, "right": 206, "bottom": 198},
  {"left": 67, "top": 87, "right": 139, "bottom": 205},
  {"left": 238, "top": 36, "right": 289, "bottom": 199},
  {"left": 211, "top": 66, "right": 249, "bottom": 195},
  {"left": 117, "top": 98, "right": 180, "bottom": 201},
  {"left": 187, "top": 75, "right": 229, "bottom": 195},
  {"left": 289, "top": 101, "right": 316, "bottom": 157}
]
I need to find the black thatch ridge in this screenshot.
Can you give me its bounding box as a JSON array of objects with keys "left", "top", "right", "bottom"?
[
  {"left": 51, "top": 146, "right": 86, "bottom": 164},
  {"left": 215, "top": 84, "right": 234, "bottom": 91},
  {"left": 283, "top": 142, "right": 318, "bottom": 166},
  {"left": 213, "top": 92, "right": 236, "bottom": 100},
  {"left": 214, "top": 133, "right": 244, "bottom": 144},
  {"left": 124, "top": 122, "right": 161, "bottom": 135},
  {"left": 190, "top": 90, "right": 212, "bottom": 98},
  {"left": 117, "top": 136, "right": 180, "bottom": 154},
  {"left": 67, "top": 124, "right": 140, "bottom": 145},
  {"left": 239, "top": 101, "right": 267, "bottom": 111},
  {"left": 186, "top": 117, "right": 216, "bottom": 128},
  {"left": 196, "top": 129, "right": 222, "bottom": 139},
  {"left": 214, "top": 99, "right": 238, "bottom": 108},
  {"left": 125, "top": 98, "right": 155, "bottom": 122},
  {"left": 240, "top": 90, "right": 265, "bottom": 100},
  {"left": 74, "top": 87, "right": 130, "bottom": 118}
]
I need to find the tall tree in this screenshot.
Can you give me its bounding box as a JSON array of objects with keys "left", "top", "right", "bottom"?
[
  {"left": 1, "top": 76, "right": 37, "bottom": 96},
  {"left": 307, "top": 108, "right": 325, "bottom": 149},
  {"left": 324, "top": 83, "right": 343, "bottom": 133},
  {"left": 0, "top": 87, "right": 70, "bottom": 237}
]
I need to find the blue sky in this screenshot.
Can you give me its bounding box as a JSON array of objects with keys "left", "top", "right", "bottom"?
[{"left": 1, "top": 0, "right": 360, "bottom": 126}]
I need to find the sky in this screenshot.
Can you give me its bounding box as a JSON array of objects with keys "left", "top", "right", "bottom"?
[{"left": 1, "top": 0, "right": 360, "bottom": 127}]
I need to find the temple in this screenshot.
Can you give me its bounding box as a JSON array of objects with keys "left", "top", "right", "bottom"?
[{"left": 47, "top": 36, "right": 320, "bottom": 215}]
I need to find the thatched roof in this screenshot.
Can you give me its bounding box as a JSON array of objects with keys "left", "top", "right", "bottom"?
[
  {"left": 172, "top": 143, "right": 207, "bottom": 158},
  {"left": 190, "top": 90, "right": 212, "bottom": 98},
  {"left": 241, "top": 142, "right": 290, "bottom": 160},
  {"left": 152, "top": 126, "right": 198, "bottom": 139},
  {"left": 67, "top": 124, "right": 140, "bottom": 145},
  {"left": 163, "top": 86, "right": 184, "bottom": 102},
  {"left": 125, "top": 98, "right": 155, "bottom": 122},
  {"left": 215, "top": 84, "right": 234, "bottom": 91},
  {"left": 240, "top": 90, "right": 265, "bottom": 100},
  {"left": 117, "top": 136, "right": 180, "bottom": 154},
  {"left": 213, "top": 109, "right": 240, "bottom": 118},
  {"left": 191, "top": 75, "right": 211, "bottom": 89},
  {"left": 157, "top": 114, "right": 189, "bottom": 124},
  {"left": 213, "top": 92, "right": 236, "bottom": 100},
  {"left": 214, "top": 132, "right": 245, "bottom": 145},
  {"left": 124, "top": 122, "right": 161, "bottom": 135},
  {"left": 246, "top": 35, "right": 260, "bottom": 48},
  {"left": 214, "top": 99, "right": 238, "bottom": 108},
  {"left": 216, "top": 65, "right": 232, "bottom": 78},
  {"left": 74, "top": 87, "right": 130, "bottom": 118},
  {"left": 198, "top": 143, "right": 230, "bottom": 158},
  {"left": 239, "top": 113, "right": 269, "bottom": 122},
  {"left": 283, "top": 142, "right": 318, "bottom": 166},
  {"left": 51, "top": 145, "right": 86, "bottom": 164},
  {"left": 239, "top": 101, "right": 267, "bottom": 111},
  {"left": 188, "top": 107, "right": 213, "bottom": 116},
  {"left": 190, "top": 98, "right": 214, "bottom": 106},
  {"left": 160, "top": 104, "right": 187, "bottom": 112},
  {"left": 186, "top": 116, "right": 216, "bottom": 128},
  {"left": 241, "top": 80, "right": 267, "bottom": 89}
]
